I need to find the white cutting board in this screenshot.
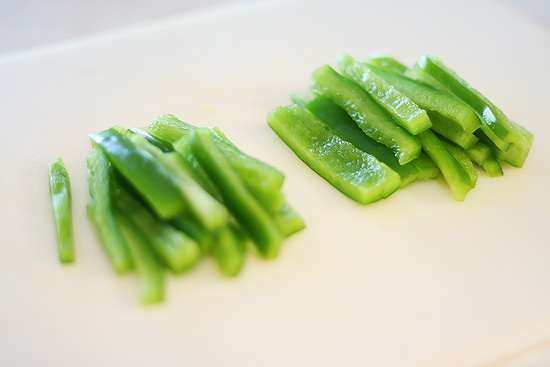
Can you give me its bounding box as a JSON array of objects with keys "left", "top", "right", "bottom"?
[{"left": 1, "top": 0, "right": 549, "bottom": 366}]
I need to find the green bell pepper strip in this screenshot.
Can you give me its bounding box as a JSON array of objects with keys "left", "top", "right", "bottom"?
[
  {"left": 494, "top": 120, "right": 533, "bottom": 168},
  {"left": 273, "top": 203, "right": 306, "bottom": 238},
  {"left": 190, "top": 128, "right": 284, "bottom": 259},
  {"left": 207, "top": 129, "right": 285, "bottom": 214},
  {"left": 311, "top": 65, "right": 422, "bottom": 165},
  {"left": 48, "top": 158, "right": 75, "bottom": 263},
  {"left": 86, "top": 149, "right": 134, "bottom": 273},
  {"left": 442, "top": 141, "right": 478, "bottom": 188},
  {"left": 412, "top": 152, "right": 442, "bottom": 181},
  {"left": 89, "top": 129, "right": 187, "bottom": 220},
  {"left": 151, "top": 114, "right": 287, "bottom": 214},
  {"left": 427, "top": 111, "right": 479, "bottom": 150},
  {"left": 305, "top": 95, "right": 436, "bottom": 188},
  {"left": 175, "top": 134, "right": 287, "bottom": 216},
  {"left": 115, "top": 210, "right": 165, "bottom": 305},
  {"left": 367, "top": 64, "right": 481, "bottom": 134},
  {"left": 413, "top": 55, "right": 532, "bottom": 153},
  {"left": 268, "top": 104, "right": 401, "bottom": 204},
  {"left": 290, "top": 93, "right": 310, "bottom": 108},
  {"left": 465, "top": 141, "right": 503, "bottom": 177},
  {"left": 170, "top": 214, "right": 214, "bottom": 253},
  {"left": 172, "top": 203, "right": 254, "bottom": 275},
  {"left": 147, "top": 114, "right": 304, "bottom": 240},
  {"left": 146, "top": 114, "right": 195, "bottom": 144},
  {"left": 416, "top": 130, "right": 475, "bottom": 201},
  {"left": 366, "top": 54, "right": 408, "bottom": 75},
  {"left": 211, "top": 222, "right": 248, "bottom": 276},
  {"left": 112, "top": 181, "right": 201, "bottom": 274},
  {"left": 475, "top": 127, "right": 532, "bottom": 169},
  {"left": 482, "top": 159, "right": 505, "bottom": 177},
  {"left": 337, "top": 53, "right": 432, "bottom": 135},
  {"left": 128, "top": 128, "right": 174, "bottom": 152},
  {"left": 171, "top": 135, "right": 223, "bottom": 201},
  {"left": 127, "top": 132, "right": 229, "bottom": 232}
]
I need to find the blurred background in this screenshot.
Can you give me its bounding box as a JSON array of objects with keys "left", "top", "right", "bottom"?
[
  {"left": 0, "top": 0, "right": 548, "bottom": 56},
  {"left": 0, "top": 0, "right": 549, "bottom": 366}
]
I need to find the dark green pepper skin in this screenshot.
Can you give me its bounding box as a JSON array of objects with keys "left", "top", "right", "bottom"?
[
  {"left": 90, "top": 129, "right": 186, "bottom": 220},
  {"left": 190, "top": 128, "right": 283, "bottom": 259},
  {"left": 268, "top": 104, "right": 401, "bottom": 204}
]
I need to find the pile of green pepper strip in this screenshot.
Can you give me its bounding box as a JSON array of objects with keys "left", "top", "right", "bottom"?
[
  {"left": 268, "top": 52, "right": 532, "bottom": 203},
  {"left": 50, "top": 115, "right": 305, "bottom": 304}
]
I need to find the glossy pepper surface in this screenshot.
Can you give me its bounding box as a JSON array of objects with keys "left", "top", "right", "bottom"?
[
  {"left": 90, "top": 129, "right": 187, "bottom": 219},
  {"left": 311, "top": 65, "right": 422, "bottom": 165},
  {"left": 268, "top": 104, "right": 400, "bottom": 204}
]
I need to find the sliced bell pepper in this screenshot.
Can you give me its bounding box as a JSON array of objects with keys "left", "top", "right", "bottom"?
[
  {"left": 427, "top": 111, "right": 479, "bottom": 150},
  {"left": 190, "top": 128, "right": 284, "bottom": 259},
  {"left": 115, "top": 210, "right": 165, "bottom": 304},
  {"left": 442, "top": 141, "right": 478, "bottom": 187},
  {"left": 416, "top": 130, "right": 475, "bottom": 201},
  {"left": 128, "top": 127, "right": 173, "bottom": 152},
  {"left": 113, "top": 181, "right": 201, "bottom": 274},
  {"left": 86, "top": 149, "right": 134, "bottom": 273},
  {"left": 367, "top": 64, "right": 481, "bottom": 134},
  {"left": 413, "top": 55, "right": 532, "bottom": 155},
  {"left": 311, "top": 65, "right": 422, "bottom": 165},
  {"left": 273, "top": 203, "right": 306, "bottom": 238},
  {"left": 211, "top": 222, "right": 248, "bottom": 276},
  {"left": 206, "top": 129, "right": 286, "bottom": 214},
  {"left": 267, "top": 104, "right": 401, "bottom": 204},
  {"left": 148, "top": 114, "right": 287, "bottom": 213},
  {"left": 305, "top": 95, "right": 437, "bottom": 188},
  {"left": 127, "top": 131, "right": 229, "bottom": 232},
  {"left": 48, "top": 157, "right": 75, "bottom": 263},
  {"left": 337, "top": 53, "right": 432, "bottom": 135},
  {"left": 147, "top": 114, "right": 195, "bottom": 144},
  {"left": 465, "top": 141, "right": 503, "bottom": 177},
  {"left": 90, "top": 129, "right": 186, "bottom": 219},
  {"left": 366, "top": 54, "right": 408, "bottom": 75}
]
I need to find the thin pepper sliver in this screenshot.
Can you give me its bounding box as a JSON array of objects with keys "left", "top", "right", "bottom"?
[
  {"left": 87, "top": 149, "right": 134, "bottom": 273},
  {"left": 48, "top": 158, "right": 75, "bottom": 263},
  {"left": 115, "top": 210, "right": 165, "bottom": 304}
]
